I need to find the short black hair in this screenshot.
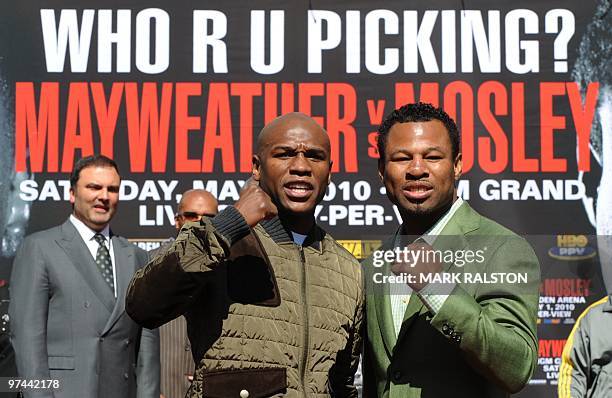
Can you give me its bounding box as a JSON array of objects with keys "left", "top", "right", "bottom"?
[
  {"left": 377, "top": 102, "right": 460, "bottom": 162},
  {"left": 70, "top": 155, "right": 120, "bottom": 188}
]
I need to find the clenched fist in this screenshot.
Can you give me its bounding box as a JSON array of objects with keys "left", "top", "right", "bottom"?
[
  {"left": 391, "top": 241, "right": 443, "bottom": 291},
  {"left": 234, "top": 178, "right": 278, "bottom": 227}
]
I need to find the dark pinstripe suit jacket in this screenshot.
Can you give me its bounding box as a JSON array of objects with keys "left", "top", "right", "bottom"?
[{"left": 160, "top": 316, "right": 195, "bottom": 398}]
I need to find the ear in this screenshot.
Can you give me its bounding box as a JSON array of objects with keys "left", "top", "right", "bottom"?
[
  {"left": 454, "top": 152, "right": 463, "bottom": 180},
  {"left": 252, "top": 154, "right": 261, "bottom": 181},
  {"left": 69, "top": 187, "right": 76, "bottom": 205},
  {"left": 377, "top": 158, "right": 385, "bottom": 183},
  {"left": 327, "top": 161, "right": 333, "bottom": 185}
]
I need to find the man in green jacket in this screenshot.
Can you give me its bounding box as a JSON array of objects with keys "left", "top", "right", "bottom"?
[
  {"left": 363, "top": 102, "right": 540, "bottom": 397},
  {"left": 127, "top": 113, "right": 364, "bottom": 397}
]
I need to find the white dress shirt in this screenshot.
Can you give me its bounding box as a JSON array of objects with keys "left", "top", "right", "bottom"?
[{"left": 69, "top": 215, "right": 117, "bottom": 297}]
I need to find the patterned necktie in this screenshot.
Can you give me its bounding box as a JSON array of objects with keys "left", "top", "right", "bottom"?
[{"left": 93, "top": 233, "right": 115, "bottom": 293}]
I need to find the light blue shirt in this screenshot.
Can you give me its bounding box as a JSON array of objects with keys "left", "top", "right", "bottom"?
[{"left": 291, "top": 231, "right": 307, "bottom": 246}]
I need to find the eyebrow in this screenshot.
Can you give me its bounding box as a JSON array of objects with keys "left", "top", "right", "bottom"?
[
  {"left": 270, "top": 145, "right": 297, "bottom": 152},
  {"left": 85, "top": 183, "right": 120, "bottom": 190},
  {"left": 271, "top": 145, "right": 327, "bottom": 154},
  {"left": 423, "top": 146, "right": 446, "bottom": 154},
  {"left": 389, "top": 146, "right": 446, "bottom": 155}
]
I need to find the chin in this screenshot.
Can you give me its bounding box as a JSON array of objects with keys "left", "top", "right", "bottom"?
[
  {"left": 282, "top": 202, "right": 315, "bottom": 216},
  {"left": 91, "top": 217, "right": 111, "bottom": 226},
  {"left": 409, "top": 208, "right": 434, "bottom": 216},
  {"left": 400, "top": 202, "right": 436, "bottom": 217}
]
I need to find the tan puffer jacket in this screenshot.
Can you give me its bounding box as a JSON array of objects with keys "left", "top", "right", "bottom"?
[{"left": 127, "top": 210, "right": 364, "bottom": 398}]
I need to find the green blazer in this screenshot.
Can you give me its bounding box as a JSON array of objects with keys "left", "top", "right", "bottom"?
[{"left": 363, "top": 202, "right": 540, "bottom": 398}]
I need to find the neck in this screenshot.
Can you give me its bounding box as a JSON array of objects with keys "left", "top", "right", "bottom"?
[
  {"left": 279, "top": 210, "right": 315, "bottom": 235},
  {"left": 72, "top": 212, "right": 105, "bottom": 233},
  {"left": 400, "top": 199, "right": 454, "bottom": 236}
]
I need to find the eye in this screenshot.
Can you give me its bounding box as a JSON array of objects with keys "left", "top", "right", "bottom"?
[
  {"left": 426, "top": 155, "right": 443, "bottom": 161},
  {"left": 306, "top": 151, "right": 326, "bottom": 161},
  {"left": 391, "top": 155, "right": 411, "bottom": 162},
  {"left": 273, "top": 151, "right": 293, "bottom": 159}
]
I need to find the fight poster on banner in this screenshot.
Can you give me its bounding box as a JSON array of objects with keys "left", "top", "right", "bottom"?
[{"left": 0, "top": 1, "right": 610, "bottom": 396}]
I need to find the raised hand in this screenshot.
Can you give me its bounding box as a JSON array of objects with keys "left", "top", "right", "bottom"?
[
  {"left": 391, "top": 241, "right": 443, "bottom": 291},
  {"left": 234, "top": 178, "right": 278, "bottom": 227}
]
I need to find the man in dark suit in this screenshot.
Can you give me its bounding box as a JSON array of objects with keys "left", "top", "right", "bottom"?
[
  {"left": 363, "top": 103, "right": 540, "bottom": 397},
  {"left": 159, "top": 189, "right": 218, "bottom": 398},
  {"left": 9, "top": 155, "right": 160, "bottom": 398}
]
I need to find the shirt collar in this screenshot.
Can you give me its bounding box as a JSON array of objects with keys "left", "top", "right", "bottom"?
[
  {"left": 421, "top": 197, "right": 464, "bottom": 245},
  {"left": 395, "top": 197, "right": 464, "bottom": 247},
  {"left": 260, "top": 216, "right": 323, "bottom": 251},
  {"left": 69, "top": 214, "right": 111, "bottom": 243}
]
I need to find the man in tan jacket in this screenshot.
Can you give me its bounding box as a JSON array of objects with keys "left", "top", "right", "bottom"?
[{"left": 127, "top": 113, "right": 364, "bottom": 397}]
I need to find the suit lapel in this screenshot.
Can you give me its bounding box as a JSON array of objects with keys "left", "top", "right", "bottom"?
[
  {"left": 365, "top": 235, "right": 398, "bottom": 356},
  {"left": 56, "top": 220, "right": 115, "bottom": 314},
  {"left": 434, "top": 202, "right": 479, "bottom": 272},
  {"left": 395, "top": 291, "right": 425, "bottom": 344},
  {"left": 102, "top": 235, "right": 134, "bottom": 334},
  {"left": 374, "top": 266, "right": 398, "bottom": 356}
]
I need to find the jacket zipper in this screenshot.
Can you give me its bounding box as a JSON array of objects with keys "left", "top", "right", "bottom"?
[{"left": 298, "top": 246, "right": 309, "bottom": 398}]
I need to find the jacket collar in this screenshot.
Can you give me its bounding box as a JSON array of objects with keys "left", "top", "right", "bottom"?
[
  {"left": 69, "top": 214, "right": 112, "bottom": 242},
  {"left": 384, "top": 201, "right": 478, "bottom": 251},
  {"left": 437, "top": 201, "right": 481, "bottom": 236},
  {"left": 260, "top": 217, "right": 324, "bottom": 251},
  {"left": 603, "top": 296, "right": 612, "bottom": 312},
  {"left": 57, "top": 219, "right": 116, "bottom": 313}
]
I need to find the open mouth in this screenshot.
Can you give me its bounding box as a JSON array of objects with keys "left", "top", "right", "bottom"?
[
  {"left": 283, "top": 181, "right": 314, "bottom": 200},
  {"left": 402, "top": 182, "right": 433, "bottom": 201}
]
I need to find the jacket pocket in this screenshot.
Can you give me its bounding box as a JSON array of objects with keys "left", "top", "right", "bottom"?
[
  {"left": 48, "top": 356, "right": 74, "bottom": 370},
  {"left": 202, "top": 367, "right": 286, "bottom": 398}
]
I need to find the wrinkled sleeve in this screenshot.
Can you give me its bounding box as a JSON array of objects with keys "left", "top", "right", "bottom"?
[
  {"left": 9, "top": 237, "right": 54, "bottom": 398},
  {"left": 126, "top": 207, "right": 249, "bottom": 329},
  {"left": 558, "top": 310, "right": 591, "bottom": 398},
  {"left": 429, "top": 237, "right": 540, "bottom": 393}
]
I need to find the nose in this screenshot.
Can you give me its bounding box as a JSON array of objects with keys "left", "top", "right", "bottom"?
[
  {"left": 99, "top": 188, "right": 110, "bottom": 200},
  {"left": 289, "top": 153, "right": 312, "bottom": 176},
  {"left": 406, "top": 157, "right": 428, "bottom": 179}
]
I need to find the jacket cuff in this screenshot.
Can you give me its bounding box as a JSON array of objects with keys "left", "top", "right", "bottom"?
[{"left": 211, "top": 206, "right": 251, "bottom": 246}]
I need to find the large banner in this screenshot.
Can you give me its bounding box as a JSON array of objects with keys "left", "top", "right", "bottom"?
[{"left": 1, "top": 1, "right": 610, "bottom": 396}]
